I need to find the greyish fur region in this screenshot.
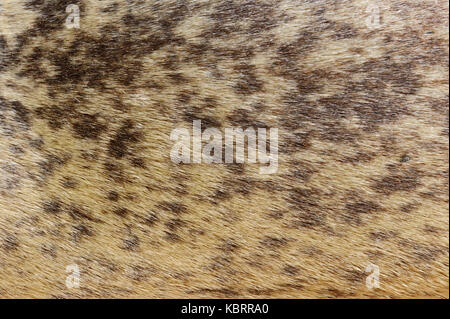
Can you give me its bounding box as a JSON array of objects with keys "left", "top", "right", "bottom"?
[{"left": 0, "top": 0, "right": 448, "bottom": 298}]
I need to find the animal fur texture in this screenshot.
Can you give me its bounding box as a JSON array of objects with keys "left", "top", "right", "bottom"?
[{"left": 0, "top": 0, "right": 448, "bottom": 298}]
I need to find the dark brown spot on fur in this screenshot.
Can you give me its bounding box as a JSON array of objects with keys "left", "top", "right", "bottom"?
[
  {"left": 72, "top": 224, "right": 92, "bottom": 242},
  {"left": 34, "top": 106, "right": 67, "bottom": 130},
  {"left": 143, "top": 211, "right": 159, "bottom": 226},
  {"left": 344, "top": 269, "right": 365, "bottom": 283},
  {"left": 281, "top": 132, "right": 312, "bottom": 153},
  {"left": 158, "top": 202, "right": 187, "bottom": 215},
  {"left": 211, "top": 189, "right": 231, "bottom": 202},
  {"left": 38, "top": 154, "right": 69, "bottom": 177},
  {"left": 41, "top": 244, "right": 57, "bottom": 258},
  {"left": 69, "top": 206, "right": 96, "bottom": 222},
  {"left": 220, "top": 239, "right": 239, "bottom": 253},
  {"left": 107, "top": 191, "right": 120, "bottom": 202},
  {"left": 233, "top": 63, "right": 263, "bottom": 95},
  {"left": 260, "top": 236, "right": 288, "bottom": 249},
  {"left": 342, "top": 200, "right": 381, "bottom": 225},
  {"left": 209, "top": 0, "right": 278, "bottom": 37},
  {"left": 164, "top": 232, "right": 181, "bottom": 242},
  {"left": 399, "top": 240, "right": 445, "bottom": 262},
  {"left": 2, "top": 234, "right": 19, "bottom": 251},
  {"left": 102, "top": 2, "right": 118, "bottom": 13},
  {"left": 11, "top": 101, "right": 30, "bottom": 127},
  {"left": 168, "top": 72, "right": 188, "bottom": 84},
  {"left": 72, "top": 113, "right": 106, "bottom": 139},
  {"left": 131, "top": 157, "right": 146, "bottom": 168},
  {"left": 290, "top": 210, "right": 326, "bottom": 229},
  {"left": 122, "top": 234, "right": 139, "bottom": 251},
  {"left": 127, "top": 265, "right": 153, "bottom": 281},
  {"left": 191, "top": 288, "right": 238, "bottom": 297},
  {"left": 342, "top": 152, "right": 374, "bottom": 164},
  {"left": 286, "top": 188, "right": 326, "bottom": 228},
  {"left": 61, "top": 176, "right": 77, "bottom": 189},
  {"left": 400, "top": 202, "right": 419, "bottom": 213},
  {"left": 283, "top": 265, "right": 299, "bottom": 276},
  {"left": 333, "top": 23, "right": 358, "bottom": 40},
  {"left": 247, "top": 288, "right": 275, "bottom": 296},
  {"left": 43, "top": 199, "right": 62, "bottom": 214},
  {"left": 373, "top": 169, "right": 421, "bottom": 194},
  {"left": 114, "top": 207, "right": 129, "bottom": 218},
  {"left": 29, "top": 136, "right": 44, "bottom": 149},
  {"left": 108, "top": 120, "right": 142, "bottom": 159},
  {"left": 103, "top": 161, "right": 127, "bottom": 183},
  {"left": 286, "top": 161, "right": 316, "bottom": 182},
  {"left": 268, "top": 210, "right": 284, "bottom": 219},
  {"left": 221, "top": 177, "right": 255, "bottom": 196},
  {"left": 165, "top": 218, "right": 186, "bottom": 231},
  {"left": 400, "top": 154, "right": 411, "bottom": 163},
  {"left": 325, "top": 288, "right": 346, "bottom": 298}
]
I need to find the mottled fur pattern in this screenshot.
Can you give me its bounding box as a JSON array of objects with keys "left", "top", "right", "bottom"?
[{"left": 0, "top": 0, "right": 448, "bottom": 298}]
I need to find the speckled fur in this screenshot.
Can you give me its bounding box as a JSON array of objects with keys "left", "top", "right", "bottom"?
[{"left": 0, "top": 0, "right": 448, "bottom": 298}]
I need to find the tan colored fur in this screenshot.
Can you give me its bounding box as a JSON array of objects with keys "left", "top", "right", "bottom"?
[{"left": 0, "top": 0, "right": 448, "bottom": 298}]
